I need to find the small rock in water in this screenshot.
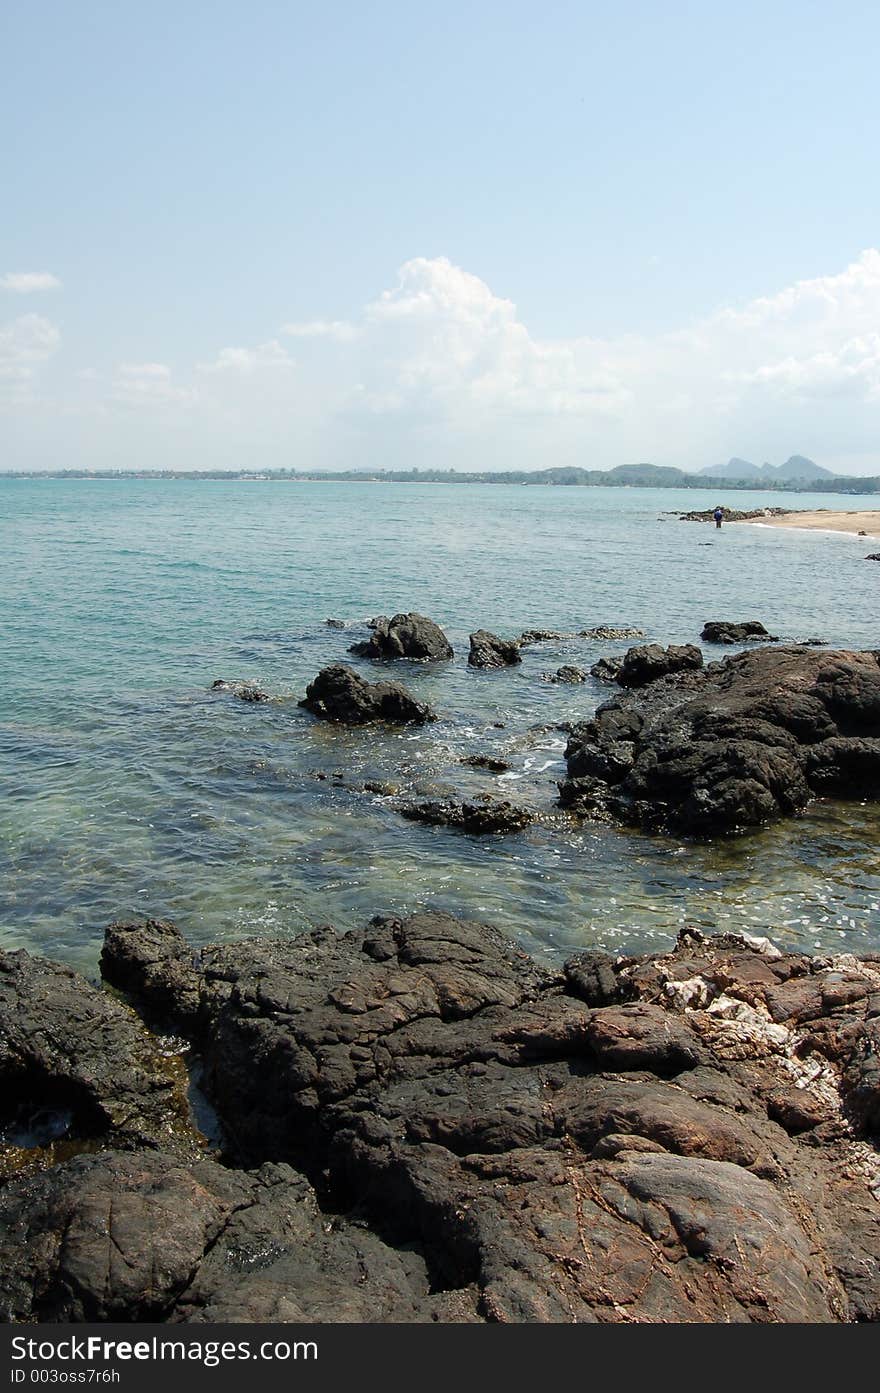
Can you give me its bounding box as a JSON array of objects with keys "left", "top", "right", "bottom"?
[
  {"left": 866, "top": 553, "right": 880, "bottom": 561},
  {"left": 579, "top": 625, "right": 646, "bottom": 640},
  {"left": 211, "top": 680, "right": 269, "bottom": 702},
  {"left": 325, "top": 618, "right": 347, "bottom": 628},
  {"left": 459, "top": 754, "right": 511, "bottom": 773},
  {"left": 349, "top": 611, "right": 453, "bottom": 661},
  {"left": 468, "top": 630, "right": 522, "bottom": 668},
  {"left": 299, "top": 664, "right": 437, "bottom": 725},
  {"left": 590, "top": 656, "right": 623, "bottom": 682},
  {"left": 542, "top": 665, "right": 587, "bottom": 684}
]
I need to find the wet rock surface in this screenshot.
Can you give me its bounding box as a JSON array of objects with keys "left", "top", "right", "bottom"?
[
  {"left": 299, "top": 664, "right": 437, "bottom": 724},
  {"left": 468, "top": 630, "right": 523, "bottom": 668},
  {"left": 3, "top": 915, "right": 879, "bottom": 1323},
  {"left": 0, "top": 949, "right": 198, "bottom": 1164},
  {"left": 679, "top": 507, "right": 792, "bottom": 523},
  {"left": 561, "top": 645, "right": 880, "bottom": 834},
  {"left": 349, "top": 612, "right": 454, "bottom": 662}
]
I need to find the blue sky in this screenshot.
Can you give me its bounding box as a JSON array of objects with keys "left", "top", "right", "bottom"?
[{"left": 3, "top": 0, "right": 880, "bottom": 472}]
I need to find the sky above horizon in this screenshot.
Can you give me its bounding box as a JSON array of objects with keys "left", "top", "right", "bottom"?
[{"left": 3, "top": 1, "right": 880, "bottom": 474}]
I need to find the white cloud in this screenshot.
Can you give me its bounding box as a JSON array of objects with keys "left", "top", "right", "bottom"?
[
  {"left": 198, "top": 340, "right": 295, "bottom": 374},
  {"left": 280, "top": 319, "right": 359, "bottom": 342},
  {"left": 111, "top": 362, "right": 197, "bottom": 406},
  {"left": 0, "top": 313, "right": 61, "bottom": 388},
  {"left": 0, "top": 271, "right": 62, "bottom": 294},
  {"left": 352, "top": 256, "right": 628, "bottom": 419}
]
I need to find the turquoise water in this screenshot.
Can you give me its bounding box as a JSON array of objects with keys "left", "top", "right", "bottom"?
[{"left": 2, "top": 477, "right": 879, "bottom": 974}]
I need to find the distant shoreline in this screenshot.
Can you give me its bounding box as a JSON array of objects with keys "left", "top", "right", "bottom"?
[{"left": 3, "top": 467, "right": 880, "bottom": 495}]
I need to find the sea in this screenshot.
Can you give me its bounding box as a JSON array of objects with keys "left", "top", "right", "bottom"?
[{"left": 2, "top": 476, "right": 879, "bottom": 976}]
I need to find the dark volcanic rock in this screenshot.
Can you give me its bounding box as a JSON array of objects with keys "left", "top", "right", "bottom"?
[
  {"left": 617, "top": 643, "right": 704, "bottom": 688},
  {"left": 866, "top": 553, "right": 880, "bottom": 562},
  {"left": 702, "top": 621, "right": 777, "bottom": 645},
  {"left": 84, "top": 915, "right": 880, "bottom": 1322},
  {"left": 468, "top": 630, "right": 522, "bottom": 669},
  {"left": 211, "top": 680, "right": 269, "bottom": 702},
  {"left": 398, "top": 798, "right": 533, "bottom": 835},
  {"left": 0, "top": 1150, "right": 471, "bottom": 1323},
  {"left": 561, "top": 645, "right": 880, "bottom": 834},
  {"left": 300, "top": 664, "right": 436, "bottom": 724},
  {"left": 325, "top": 617, "right": 347, "bottom": 628},
  {"left": 350, "top": 612, "right": 453, "bottom": 662}
]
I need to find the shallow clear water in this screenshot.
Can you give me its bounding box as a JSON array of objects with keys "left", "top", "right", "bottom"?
[{"left": 2, "top": 477, "right": 879, "bottom": 974}]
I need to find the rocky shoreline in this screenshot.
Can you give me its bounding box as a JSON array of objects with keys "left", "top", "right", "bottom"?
[{"left": 2, "top": 913, "right": 880, "bottom": 1323}]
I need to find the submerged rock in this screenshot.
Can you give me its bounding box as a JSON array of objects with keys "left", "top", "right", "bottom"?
[
  {"left": 459, "top": 754, "right": 511, "bottom": 773},
  {"left": 468, "top": 630, "right": 522, "bottom": 668},
  {"left": 349, "top": 612, "right": 453, "bottom": 662},
  {"left": 397, "top": 798, "right": 533, "bottom": 835},
  {"left": 543, "top": 665, "right": 587, "bottom": 684},
  {"left": 702, "top": 621, "right": 777, "bottom": 645},
  {"left": 579, "top": 625, "right": 646, "bottom": 640},
  {"left": 6, "top": 914, "right": 876, "bottom": 1323},
  {"left": 299, "top": 664, "right": 437, "bottom": 725},
  {"left": 560, "top": 645, "right": 880, "bottom": 834},
  {"left": 518, "top": 629, "right": 572, "bottom": 646},
  {"left": 211, "top": 680, "right": 269, "bottom": 702}
]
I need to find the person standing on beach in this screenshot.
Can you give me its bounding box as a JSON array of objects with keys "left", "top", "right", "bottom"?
[{"left": 713, "top": 505, "right": 724, "bottom": 528}]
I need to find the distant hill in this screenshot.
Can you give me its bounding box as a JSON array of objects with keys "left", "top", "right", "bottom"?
[
  {"left": 604, "top": 463, "right": 690, "bottom": 485},
  {"left": 701, "top": 455, "right": 835, "bottom": 482}
]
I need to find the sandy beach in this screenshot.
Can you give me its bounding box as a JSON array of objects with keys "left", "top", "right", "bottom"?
[{"left": 742, "top": 509, "right": 880, "bottom": 539}]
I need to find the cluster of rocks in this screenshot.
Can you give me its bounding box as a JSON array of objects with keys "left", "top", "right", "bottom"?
[
  {"left": 701, "top": 621, "right": 777, "bottom": 645},
  {"left": 2, "top": 914, "right": 879, "bottom": 1323},
  {"left": 561, "top": 645, "right": 880, "bottom": 834},
  {"left": 679, "top": 507, "right": 792, "bottom": 523}
]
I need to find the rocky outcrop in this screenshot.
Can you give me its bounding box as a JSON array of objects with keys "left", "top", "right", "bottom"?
[
  {"left": 616, "top": 643, "right": 704, "bottom": 688},
  {"left": 468, "top": 631, "right": 522, "bottom": 669},
  {"left": 299, "top": 664, "right": 436, "bottom": 724},
  {"left": 397, "top": 799, "right": 533, "bottom": 835},
  {"left": 560, "top": 646, "right": 880, "bottom": 834},
  {"left": 590, "top": 657, "right": 623, "bottom": 682},
  {"left": 211, "top": 680, "right": 269, "bottom": 702},
  {"left": 701, "top": 621, "right": 777, "bottom": 645},
  {"left": 866, "top": 554, "right": 880, "bottom": 562},
  {"left": 4, "top": 915, "right": 878, "bottom": 1323},
  {"left": 350, "top": 612, "right": 453, "bottom": 662}
]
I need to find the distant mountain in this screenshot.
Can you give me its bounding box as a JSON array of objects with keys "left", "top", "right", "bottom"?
[
  {"left": 701, "top": 457, "right": 765, "bottom": 480},
  {"left": 701, "top": 455, "right": 835, "bottom": 482},
  {"left": 772, "top": 455, "right": 835, "bottom": 481},
  {"left": 604, "top": 463, "right": 690, "bottom": 485}
]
